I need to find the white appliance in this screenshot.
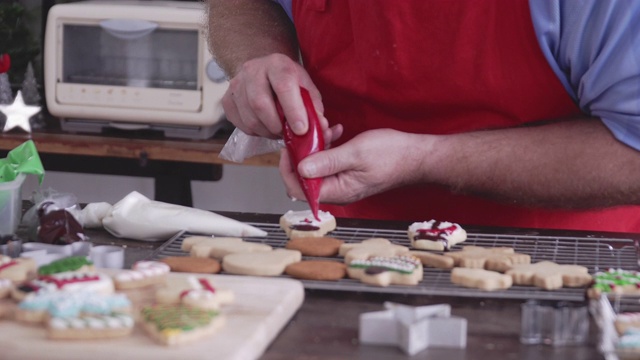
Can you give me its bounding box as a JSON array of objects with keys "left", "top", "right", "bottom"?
[{"left": 44, "top": 0, "right": 229, "bottom": 139}]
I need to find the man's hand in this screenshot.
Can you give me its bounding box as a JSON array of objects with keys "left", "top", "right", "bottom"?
[
  {"left": 280, "top": 129, "right": 430, "bottom": 204},
  {"left": 222, "top": 54, "right": 326, "bottom": 139}
]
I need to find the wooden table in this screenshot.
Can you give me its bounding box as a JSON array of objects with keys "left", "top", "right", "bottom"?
[
  {"left": 67, "top": 212, "right": 612, "bottom": 360},
  {"left": 0, "top": 122, "right": 279, "bottom": 206}
]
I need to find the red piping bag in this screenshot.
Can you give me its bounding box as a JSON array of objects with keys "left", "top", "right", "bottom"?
[{"left": 276, "top": 87, "right": 325, "bottom": 221}]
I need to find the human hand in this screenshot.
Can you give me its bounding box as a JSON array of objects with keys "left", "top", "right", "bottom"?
[
  {"left": 279, "top": 129, "right": 432, "bottom": 204},
  {"left": 223, "top": 53, "right": 330, "bottom": 139}
]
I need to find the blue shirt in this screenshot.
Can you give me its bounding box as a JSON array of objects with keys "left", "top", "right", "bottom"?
[{"left": 273, "top": 0, "right": 640, "bottom": 151}]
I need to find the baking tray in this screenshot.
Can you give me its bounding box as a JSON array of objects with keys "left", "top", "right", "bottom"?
[{"left": 147, "top": 222, "right": 639, "bottom": 302}]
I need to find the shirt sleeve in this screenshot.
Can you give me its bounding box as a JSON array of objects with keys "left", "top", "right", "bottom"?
[
  {"left": 529, "top": 0, "right": 640, "bottom": 151},
  {"left": 271, "top": 0, "right": 293, "bottom": 20}
]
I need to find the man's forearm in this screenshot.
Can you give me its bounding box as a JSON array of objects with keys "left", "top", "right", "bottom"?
[
  {"left": 420, "top": 119, "right": 640, "bottom": 209},
  {"left": 207, "top": 0, "right": 299, "bottom": 77}
]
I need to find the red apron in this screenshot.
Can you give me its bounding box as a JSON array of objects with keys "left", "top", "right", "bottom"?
[{"left": 291, "top": 0, "right": 640, "bottom": 233}]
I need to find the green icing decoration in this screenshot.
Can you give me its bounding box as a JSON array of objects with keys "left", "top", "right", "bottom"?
[
  {"left": 38, "top": 256, "right": 93, "bottom": 275},
  {"left": 592, "top": 269, "right": 640, "bottom": 293}
]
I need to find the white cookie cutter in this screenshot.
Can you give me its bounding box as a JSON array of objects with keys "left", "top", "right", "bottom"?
[
  {"left": 20, "top": 242, "right": 124, "bottom": 269},
  {"left": 359, "top": 302, "right": 467, "bottom": 356}
]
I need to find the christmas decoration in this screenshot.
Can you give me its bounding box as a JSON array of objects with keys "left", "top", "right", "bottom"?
[
  {"left": 21, "top": 62, "right": 40, "bottom": 106},
  {"left": 0, "top": 53, "right": 11, "bottom": 105},
  {"left": 0, "top": 3, "right": 40, "bottom": 86},
  {"left": 1, "top": 90, "right": 40, "bottom": 133}
]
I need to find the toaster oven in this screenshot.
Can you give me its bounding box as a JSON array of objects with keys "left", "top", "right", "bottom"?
[{"left": 44, "top": 0, "right": 229, "bottom": 139}]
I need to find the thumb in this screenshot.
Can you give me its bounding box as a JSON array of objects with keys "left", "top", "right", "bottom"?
[{"left": 298, "top": 146, "right": 352, "bottom": 179}]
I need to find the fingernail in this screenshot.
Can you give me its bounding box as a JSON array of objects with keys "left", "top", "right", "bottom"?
[
  {"left": 291, "top": 121, "right": 306, "bottom": 134},
  {"left": 300, "top": 162, "right": 316, "bottom": 177}
]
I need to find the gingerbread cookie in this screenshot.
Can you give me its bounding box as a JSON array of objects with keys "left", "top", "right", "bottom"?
[
  {"left": 339, "top": 238, "right": 409, "bottom": 265},
  {"left": 451, "top": 267, "right": 513, "bottom": 291},
  {"left": 285, "top": 260, "right": 347, "bottom": 281},
  {"left": 222, "top": 249, "right": 302, "bottom": 276},
  {"left": 587, "top": 268, "right": 640, "bottom": 299},
  {"left": 156, "top": 275, "right": 234, "bottom": 310},
  {"left": 408, "top": 250, "right": 455, "bottom": 269},
  {"left": 47, "top": 313, "right": 134, "bottom": 340},
  {"left": 0, "top": 255, "right": 37, "bottom": 283},
  {"left": 38, "top": 256, "right": 94, "bottom": 276},
  {"left": 347, "top": 255, "right": 423, "bottom": 287},
  {"left": 285, "top": 236, "right": 344, "bottom": 257},
  {"left": 140, "top": 304, "right": 225, "bottom": 346},
  {"left": 506, "top": 261, "right": 592, "bottom": 290},
  {"left": 188, "top": 237, "right": 272, "bottom": 260},
  {"left": 408, "top": 220, "right": 467, "bottom": 251},
  {"left": 280, "top": 210, "right": 337, "bottom": 238},
  {"left": 160, "top": 256, "right": 221, "bottom": 274},
  {"left": 113, "top": 261, "right": 170, "bottom": 290},
  {"left": 444, "top": 246, "right": 530, "bottom": 272}
]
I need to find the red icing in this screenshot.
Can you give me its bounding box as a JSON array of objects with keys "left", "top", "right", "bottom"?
[
  {"left": 416, "top": 224, "right": 457, "bottom": 239},
  {"left": 0, "top": 261, "right": 18, "bottom": 272},
  {"left": 278, "top": 87, "right": 325, "bottom": 221},
  {"left": 38, "top": 274, "right": 101, "bottom": 289},
  {"left": 179, "top": 278, "right": 216, "bottom": 299}
]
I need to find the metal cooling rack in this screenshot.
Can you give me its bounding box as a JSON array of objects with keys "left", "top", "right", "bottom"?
[{"left": 148, "top": 222, "right": 639, "bottom": 302}]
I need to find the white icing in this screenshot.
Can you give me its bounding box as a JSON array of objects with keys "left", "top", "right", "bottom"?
[
  {"left": 350, "top": 255, "right": 421, "bottom": 273},
  {"left": 48, "top": 314, "right": 134, "bottom": 330},
  {"left": 116, "top": 261, "right": 169, "bottom": 283},
  {"left": 408, "top": 220, "right": 461, "bottom": 235},
  {"left": 283, "top": 210, "right": 334, "bottom": 226},
  {"left": 0, "top": 278, "right": 12, "bottom": 289}
]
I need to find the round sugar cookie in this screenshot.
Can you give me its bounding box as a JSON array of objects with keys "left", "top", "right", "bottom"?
[
  {"left": 160, "top": 256, "right": 221, "bottom": 274},
  {"left": 285, "top": 237, "right": 344, "bottom": 257},
  {"left": 285, "top": 260, "right": 347, "bottom": 281}
]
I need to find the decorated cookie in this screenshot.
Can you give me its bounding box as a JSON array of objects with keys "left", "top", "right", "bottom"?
[
  {"left": 140, "top": 304, "right": 225, "bottom": 346},
  {"left": 347, "top": 255, "right": 423, "bottom": 287},
  {"left": 222, "top": 249, "right": 302, "bottom": 276},
  {"left": 16, "top": 291, "right": 131, "bottom": 323},
  {"left": 285, "top": 236, "right": 344, "bottom": 257},
  {"left": 13, "top": 272, "right": 115, "bottom": 301},
  {"left": 38, "top": 256, "right": 94, "bottom": 276},
  {"left": 285, "top": 260, "right": 347, "bottom": 281},
  {"left": 47, "top": 313, "right": 135, "bottom": 340},
  {"left": 279, "top": 210, "right": 337, "bottom": 238},
  {"left": 505, "top": 261, "right": 592, "bottom": 290},
  {"left": 113, "top": 261, "right": 170, "bottom": 290},
  {"left": 339, "top": 238, "right": 409, "bottom": 265},
  {"left": 444, "top": 246, "right": 530, "bottom": 272},
  {"left": 408, "top": 220, "right": 467, "bottom": 251},
  {"left": 0, "top": 255, "right": 37, "bottom": 283},
  {"left": 407, "top": 250, "right": 455, "bottom": 269},
  {"left": 0, "top": 278, "right": 12, "bottom": 299},
  {"left": 616, "top": 313, "right": 640, "bottom": 335},
  {"left": 187, "top": 237, "right": 272, "bottom": 260},
  {"left": 587, "top": 268, "right": 640, "bottom": 299},
  {"left": 617, "top": 329, "right": 640, "bottom": 354},
  {"left": 451, "top": 267, "right": 513, "bottom": 291},
  {"left": 160, "top": 256, "right": 221, "bottom": 274},
  {"left": 156, "top": 276, "right": 234, "bottom": 310}
]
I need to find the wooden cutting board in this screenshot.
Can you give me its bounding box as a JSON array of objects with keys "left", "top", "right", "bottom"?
[{"left": 0, "top": 272, "right": 305, "bottom": 360}]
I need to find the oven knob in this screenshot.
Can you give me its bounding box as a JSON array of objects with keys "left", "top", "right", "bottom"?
[{"left": 206, "top": 60, "right": 227, "bottom": 83}]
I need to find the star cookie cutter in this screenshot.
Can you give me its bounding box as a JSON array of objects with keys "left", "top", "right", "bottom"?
[{"left": 359, "top": 302, "right": 467, "bottom": 355}]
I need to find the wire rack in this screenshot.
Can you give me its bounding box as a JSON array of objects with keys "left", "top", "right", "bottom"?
[{"left": 147, "top": 222, "right": 639, "bottom": 302}]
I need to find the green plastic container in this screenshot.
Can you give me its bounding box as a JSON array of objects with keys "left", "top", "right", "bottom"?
[{"left": 0, "top": 173, "right": 26, "bottom": 236}]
